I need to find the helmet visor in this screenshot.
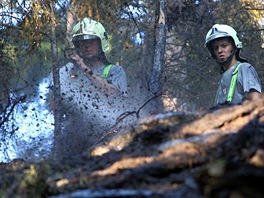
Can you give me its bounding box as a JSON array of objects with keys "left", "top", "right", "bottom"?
[{"left": 72, "top": 34, "right": 98, "bottom": 42}]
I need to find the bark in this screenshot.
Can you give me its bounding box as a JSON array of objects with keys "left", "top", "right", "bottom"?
[
  {"left": 149, "top": 0, "right": 166, "bottom": 96},
  {"left": 148, "top": 0, "right": 167, "bottom": 112},
  {"left": 66, "top": 0, "right": 77, "bottom": 45},
  {"left": 50, "top": 3, "right": 61, "bottom": 140}
]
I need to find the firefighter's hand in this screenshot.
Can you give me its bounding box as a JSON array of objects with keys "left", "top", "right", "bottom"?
[
  {"left": 70, "top": 53, "right": 82, "bottom": 65},
  {"left": 70, "top": 54, "right": 91, "bottom": 72}
]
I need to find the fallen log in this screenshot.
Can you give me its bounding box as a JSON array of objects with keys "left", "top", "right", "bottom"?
[{"left": 1, "top": 98, "right": 264, "bottom": 198}]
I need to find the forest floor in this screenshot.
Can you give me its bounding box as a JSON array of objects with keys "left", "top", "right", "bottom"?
[{"left": 1, "top": 97, "right": 264, "bottom": 198}]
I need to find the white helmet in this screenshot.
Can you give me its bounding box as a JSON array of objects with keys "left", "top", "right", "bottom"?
[
  {"left": 71, "top": 17, "right": 109, "bottom": 52},
  {"left": 205, "top": 24, "right": 242, "bottom": 58}
]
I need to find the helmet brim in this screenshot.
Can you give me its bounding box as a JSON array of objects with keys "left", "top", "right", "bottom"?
[
  {"left": 206, "top": 34, "right": 231, "bottom": 47},
  {"left": 72, "top": 34, "right": 99, "bottom": 42}
]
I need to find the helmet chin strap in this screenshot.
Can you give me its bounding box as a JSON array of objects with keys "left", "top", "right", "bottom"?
[{"left": 217, "top": 49, "right": 236, "bottom": 74}]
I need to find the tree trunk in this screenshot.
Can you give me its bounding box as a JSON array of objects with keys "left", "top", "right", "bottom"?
[
  {"left": 66, "top": 0, "right": 77, "bottom": 45},
  {"left": 148, "top": 0, "right": 167, "bottom": 111},
  {"left": 50, "top": 2, "right": 62, "bottom": 144}
]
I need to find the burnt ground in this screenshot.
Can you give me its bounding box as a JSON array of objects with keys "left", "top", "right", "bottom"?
[{"left": 1, "top": 98, "right": 264, "bottom": 198}]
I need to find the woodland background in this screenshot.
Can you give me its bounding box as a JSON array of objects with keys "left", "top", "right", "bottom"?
[{"left": 0, "top": 0, "right": 264, "bottom": 161}]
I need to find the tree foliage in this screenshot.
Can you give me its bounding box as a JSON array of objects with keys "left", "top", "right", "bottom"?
[{"left": 0, "top": 0, "right": 263, "bottom": 111}]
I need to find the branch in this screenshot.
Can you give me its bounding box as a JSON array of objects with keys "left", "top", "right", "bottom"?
[
  {"left": 111, "top": 93, "right": 163, "bottom": 129},
  {"left": 0, "top": 95, "right": 27, "bottom": 128}
]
